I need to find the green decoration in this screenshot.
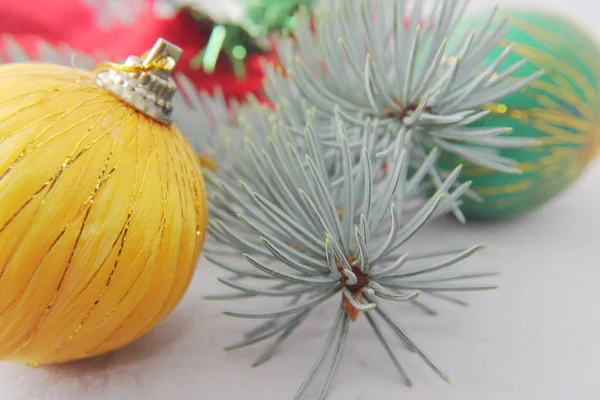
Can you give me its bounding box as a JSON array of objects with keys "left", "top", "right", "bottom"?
[
  {"left": 183, "top": 0, "right": 314, "bottom": 76},
  {"left": 437, "top": 9, "right": 600, "bottom": 219}
]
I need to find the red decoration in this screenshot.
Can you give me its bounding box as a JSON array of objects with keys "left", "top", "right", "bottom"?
[{"left": 0, "top": 0, "right": 271, "bottom": 100}]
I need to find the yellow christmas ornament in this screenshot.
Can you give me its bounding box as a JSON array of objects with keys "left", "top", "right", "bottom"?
[{"left": 0, "top": 39, "right": 208, "bottom": 365}]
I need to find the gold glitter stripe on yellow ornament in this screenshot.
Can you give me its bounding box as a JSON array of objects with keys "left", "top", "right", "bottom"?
[{"left": 0, "top": 39, "right": 208, "bottom": 365}]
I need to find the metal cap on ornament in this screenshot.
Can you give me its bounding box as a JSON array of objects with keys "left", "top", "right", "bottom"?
[{"left": 95, "top": 38, "right": 183, "bottom": 124}]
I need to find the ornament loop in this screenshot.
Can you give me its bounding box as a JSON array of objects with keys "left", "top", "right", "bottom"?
[{"left": 95, "top": 38, "right": 183, "bottom": 124}]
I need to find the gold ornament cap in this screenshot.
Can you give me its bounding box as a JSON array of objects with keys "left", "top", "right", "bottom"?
[{"left": 95, "top": 38, "right": 183, "bottom": 124}]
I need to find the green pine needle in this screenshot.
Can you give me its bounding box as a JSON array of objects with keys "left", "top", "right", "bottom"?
[
  {"left": 264, "top": 0, "right": 544, "bottom": 177},
  {"left": 203, "top": 111, "right": 496, "bottom": 398}
]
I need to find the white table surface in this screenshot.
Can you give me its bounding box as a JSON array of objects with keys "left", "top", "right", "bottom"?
[{"left": 1, "top": 0, "right": 600, "bottom": 399}]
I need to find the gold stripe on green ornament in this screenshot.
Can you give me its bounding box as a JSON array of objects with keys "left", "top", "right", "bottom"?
[{"left": 438, "top": 8, "right": 600, "bottom": 219}]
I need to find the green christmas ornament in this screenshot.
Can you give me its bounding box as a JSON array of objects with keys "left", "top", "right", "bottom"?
[
  {"left": 437, "top": 9, "right": 600, "bottom": 219},
  {"left": 156, "top": 0, "right": 314, "bottom": 76}
]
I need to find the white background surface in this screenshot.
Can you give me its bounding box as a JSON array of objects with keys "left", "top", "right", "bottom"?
[{"left": 1, "top": 0, "right": 600, "bottom": 399}]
